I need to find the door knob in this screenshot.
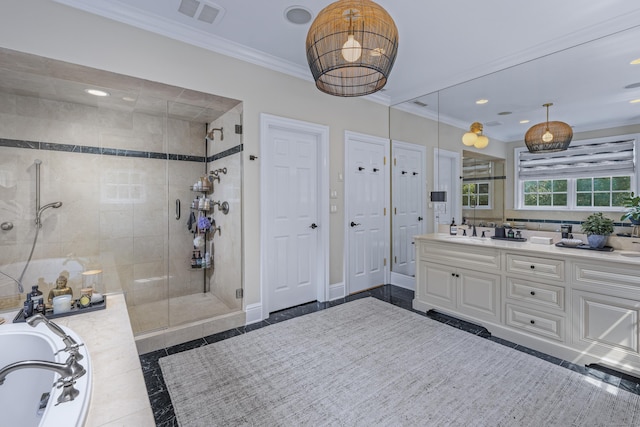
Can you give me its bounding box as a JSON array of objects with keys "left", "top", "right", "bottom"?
[
  {"left": 350, "top": 221, "right": 361, "bottom": 227},
  {"left": 418, "top": 216, "right": 423, "bottom": 221},
  {"left": 310, "top": 223, "right": 318, "bottom": 229}
]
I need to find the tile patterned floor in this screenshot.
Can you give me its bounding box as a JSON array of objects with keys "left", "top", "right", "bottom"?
[{"left": 139, "top": 285, "right": 640, "bottom": 426}]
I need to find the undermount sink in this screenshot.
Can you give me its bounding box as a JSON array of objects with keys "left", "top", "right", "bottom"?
[
  {"left": 445, "top": 236, "right": 490, "bottom": 244},
  {"left": 619, "top": 251, "right": 640, "bottom": 257}
]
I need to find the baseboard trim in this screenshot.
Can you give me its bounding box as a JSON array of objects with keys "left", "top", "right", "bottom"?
[
  {"left": 245, "top": 302, "right": 263, "bottom": 325},
  {"left": 390, "top": 272, "right": 415, "bottom": 291},
  {"left": 329, "top": 282, "right": 345, "bottom": 300}
]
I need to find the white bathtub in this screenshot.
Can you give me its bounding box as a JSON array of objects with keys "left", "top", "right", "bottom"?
[{"left": 0, "top": 321, "right": 91, "bottom": 427}]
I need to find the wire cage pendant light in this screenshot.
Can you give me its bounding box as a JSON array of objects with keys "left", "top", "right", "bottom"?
[
  {"left": 524, "top": 103, "right": 573, "bottom": 153},
  {"left": 305, "top": 0, "right": 399, "bottom": 97}
]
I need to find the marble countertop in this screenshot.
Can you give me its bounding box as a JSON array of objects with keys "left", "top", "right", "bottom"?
[
  {"left": 416, "top": 233, "right": 640, "bottom": 266},
  {"left": 1, "top": 293, "right": 155, "bottom": 427}
]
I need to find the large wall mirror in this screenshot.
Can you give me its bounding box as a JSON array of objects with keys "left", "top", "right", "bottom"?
[{"left": 389, "top": 24, "right": 640, "bottom": 279}]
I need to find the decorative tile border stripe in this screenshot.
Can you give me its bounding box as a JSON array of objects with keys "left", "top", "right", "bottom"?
[
  {"left": 506, "top": 217, "right": 632, "bottom": 228},
  {"left": 208, "top": 144, "right": 243, "bottom": 162},
  {"left": 462, "top": 175, "right": 506, "bottom": 182},
  {"left": 0, "top": 138, "right": 240, "bottom": 163}
]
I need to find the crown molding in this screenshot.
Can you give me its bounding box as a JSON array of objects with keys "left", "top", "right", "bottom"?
[{"left": 52, "top": 0, "right": 393, "bottom": 105}]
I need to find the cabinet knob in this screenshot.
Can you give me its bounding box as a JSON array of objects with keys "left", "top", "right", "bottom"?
[
  {"left": 530, "top": 320, "right": 535, "bottom": 324},
  {"left": 530, "top": 291, "right": 536, "bottom": 296},
  {"left": 451, "top": 273, "right": 455, "bottom": 277},
  {"left": 530, "top": 265, "right": 535, "bottom": 269}
]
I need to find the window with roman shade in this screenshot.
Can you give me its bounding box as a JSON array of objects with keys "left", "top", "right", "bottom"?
[{"left": 515, "top": 134, "right": 638, "bottom": 210}]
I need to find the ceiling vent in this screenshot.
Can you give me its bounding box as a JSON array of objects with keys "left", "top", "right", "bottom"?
[
  {"left": 413, "top": 100, "right": 428, "bottom": 107},
  {"left": 178, "top": 0, "right": 223, "bottom": 24}
]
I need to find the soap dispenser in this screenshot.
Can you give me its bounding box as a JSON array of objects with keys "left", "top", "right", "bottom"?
[{"left": 450, "top": 218, "right": 457, "bottom": 236}]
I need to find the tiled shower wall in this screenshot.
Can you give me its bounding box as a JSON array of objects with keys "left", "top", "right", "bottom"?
[{"left": 0, "top": 90, "right": 242, "bottom": 332}]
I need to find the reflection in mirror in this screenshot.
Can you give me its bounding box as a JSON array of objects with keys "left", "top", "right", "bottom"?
[
  {"left": 461, "top": 151, "right": 505, "bottom": 228},
  {"left": 390, "top": 24, "right": 640, "bottom": 272}
]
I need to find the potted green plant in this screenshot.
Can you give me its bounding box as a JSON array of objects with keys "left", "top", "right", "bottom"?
[
  {"left": 620, "top": 192, "right": 640, "bottom": 224},
  {"left": 582, "top": 212, "right": 615, "bottom": 248}
]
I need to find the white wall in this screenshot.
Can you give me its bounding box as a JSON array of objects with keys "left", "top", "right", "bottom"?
[{"left": 0, "top": 0, "right": 390, "bottom": 308}]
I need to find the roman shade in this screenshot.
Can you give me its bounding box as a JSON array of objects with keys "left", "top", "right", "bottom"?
[{"left": 517, "top": 138, "right": 636, "bottom": 179}]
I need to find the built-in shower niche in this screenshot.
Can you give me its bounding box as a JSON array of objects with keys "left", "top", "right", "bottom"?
[{"left": 0, "top": 48, "right": 244, "bottom": 353}]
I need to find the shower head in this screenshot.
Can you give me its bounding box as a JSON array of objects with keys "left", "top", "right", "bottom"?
[{"left": 36, "top": 201, "right": 63, "bottom": 227}]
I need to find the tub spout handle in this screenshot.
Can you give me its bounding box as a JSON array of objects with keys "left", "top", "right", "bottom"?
[{"left": 27, "top": 314, "right": 84, "bottom": 360}]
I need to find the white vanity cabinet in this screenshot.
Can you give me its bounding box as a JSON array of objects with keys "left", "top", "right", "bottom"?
[
  {"left": 414, "top": 234, "right": 640, "bottom": 375},
  {"left": 416, "top": 241, "right": 501, "bottom": 323}
]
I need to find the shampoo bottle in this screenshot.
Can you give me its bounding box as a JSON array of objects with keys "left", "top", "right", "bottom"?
[{"left": 450, "top": 218, "right": 457, "bottom": 235}]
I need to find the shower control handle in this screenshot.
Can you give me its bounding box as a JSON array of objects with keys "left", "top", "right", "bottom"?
[
  {"left": 1, "top": 222, "right": 13, "bottom": 231},
  {"left": 350, "top": 221, "right": 361, "bottom": 227}
]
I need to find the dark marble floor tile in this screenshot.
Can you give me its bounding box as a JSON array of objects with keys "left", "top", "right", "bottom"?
[
  {"left": 487, "top": 336, "right": 517, "bottom": 348},
  {"left": 149, "top": 392, "right": 176, "bottom": 425},
  {"left": 562, "top": 361, "right": 591, "bottom": 376},
  {"left": 204, "top": 327, "right": 244, "bottom": 344},
  {"left": 618, "top": 378, "right": 640, "bottom": 395},
  {"left": 241, "top": 320, "right": 269, "bottom": 333},
  {"left": 156, "top": 417, "right": 179, "bottom": 427},
  {"left": 165, "top": 337, "right": 207, "bottom": 355},
  {"left": 513, "top": 345, "right": 564, "bottom": 366},
  {"left": 139, "top": 349, "right": 168, "bottom": 373},
  {"left": 143, "top": 367, "right": 168, "bottom": 397},
  {"left": 426, "top": 310, "right": 490, "bottom": 336}
]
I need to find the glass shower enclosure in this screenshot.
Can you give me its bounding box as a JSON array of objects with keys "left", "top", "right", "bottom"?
[{"left": 0, "top": 48, "right": 244, "bottom": 343}]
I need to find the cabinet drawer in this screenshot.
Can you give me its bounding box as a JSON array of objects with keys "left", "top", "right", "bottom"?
[
  {"left": 506, "top": 253, "right": 564, "bottom": 282},
  {"left": 505, "top": 304, "right": 565, "bottom": 342},
  {"left": 574, "top": 262, "right": 640, "bottom": 292},
  {"left": 418, "top": 241, "right": 500, "bottom": 270},
  {"left": 506, "top": 277, "right": 565, "bottom": 311}
]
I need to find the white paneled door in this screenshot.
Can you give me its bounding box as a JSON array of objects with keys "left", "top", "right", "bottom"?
[
  {"left": 261, "top": 115, "right": 328, "bottom": 314},
  {"left": 345, "top": 132, "right": 389, "bottom": 294},
  {"left": 392, "top": 141, "right": 426, "bottom": 277}
]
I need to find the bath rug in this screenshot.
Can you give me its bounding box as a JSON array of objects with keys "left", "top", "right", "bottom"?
[{"left": 160, "top": 297, "right": 640, "bottom": 426}]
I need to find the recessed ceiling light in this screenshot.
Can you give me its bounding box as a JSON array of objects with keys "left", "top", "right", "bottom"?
[
  {"left": 284, "top": 6, "right": 312, "bottom": 24},
  {"left": 630, "top": 58, "right": 640, "bottom": 65},
  {"left": 122, "top": 96, "right": 136, "bottom": 102},
  {"left": 519, "top": 120, "right": 530, "bottom": 124},
  {"left": 497, "top": 111, "right": 512, "bottom": 115},
  {"left": 475, "top": 99, "right": 489, "bottom": 105},
  {"left": 630, "top": 99, "right": 640, "bottom": 104},
  {"left": 85, "top": 88, "right": 110, "bottom": 97},
  {"left": 626, "top": 82, "right": 640, "bottom": 89}
]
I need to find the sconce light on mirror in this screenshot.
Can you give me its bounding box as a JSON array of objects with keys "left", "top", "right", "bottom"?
[
  {"left": 524, "top": 103, "right": 572, "bottom": 153},
  {"left": 462, "top": 122, "right": 489, "bottom": 149}
]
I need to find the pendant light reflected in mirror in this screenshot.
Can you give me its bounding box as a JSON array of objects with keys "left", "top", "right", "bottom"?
[
  {"left": 305, "top": 0, "right": 399, "bottom": 97},
  {"left": 462, "top": 122, "right": 489, "bottom": 149},
  {"left": 524, "top": 103, "right": 573, "bottom": 153}
]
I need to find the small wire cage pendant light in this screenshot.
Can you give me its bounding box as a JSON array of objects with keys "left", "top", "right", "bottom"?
[
  {"left": 524, "top": 103, "right": 573, "bottom": 153},
  {"left": 306, "top": 0, "right": 399, "bottom": 97}
]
